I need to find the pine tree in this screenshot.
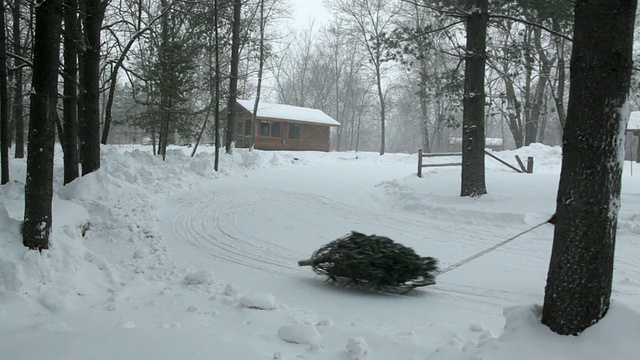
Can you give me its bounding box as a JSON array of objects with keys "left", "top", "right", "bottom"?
[{"left": 299, "top": 231, "right": 439, "bottom": 291}]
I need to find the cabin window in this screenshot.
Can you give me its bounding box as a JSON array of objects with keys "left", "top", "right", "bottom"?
[
  {"left": 259, "top": 121, "right": 281, "bottom": 137},
  {"left": 288, "top": 123, "right": 301, "bottom": 140}
]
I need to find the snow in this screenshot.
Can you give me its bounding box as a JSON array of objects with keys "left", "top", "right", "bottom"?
[
  {"left": 236, "top": 99, "right": 341, "bottom": 126},
  {"left": 2, "top": 143, "right": 640, "bottom": 360},
  {"left": 277, "top": 324, "right": 322, "bottom": 345},
  {"left": 346, "top": 337, "right": 369, "bottom": 359},
  {"left": 239, "top": 293, "right": 279, "bottom": 310}
]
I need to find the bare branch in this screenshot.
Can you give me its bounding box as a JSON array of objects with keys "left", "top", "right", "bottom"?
[{"left": 488, "top": 14, "right": 572, "bottom": 42}]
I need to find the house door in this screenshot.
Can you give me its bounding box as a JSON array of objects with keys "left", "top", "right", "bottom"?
[
  {"left": 236, "top": 120, "right": 253, "bottom": 148},
  {"left": 236, "top": 121, "right": 245, "bottom": 147}
]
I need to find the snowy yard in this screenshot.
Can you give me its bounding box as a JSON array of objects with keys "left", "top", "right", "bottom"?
[{"left": 2, "top": 144, "right": 640, "bottom": 359}]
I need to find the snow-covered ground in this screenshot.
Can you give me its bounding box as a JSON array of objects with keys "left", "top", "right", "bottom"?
[{"left": 2, "top": 144, "right": 640, "bottom": 360}]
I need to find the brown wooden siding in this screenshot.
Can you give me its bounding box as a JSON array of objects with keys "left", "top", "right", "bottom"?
[{"left": 220, "top": 103, "right": 334, "bottom": 152}]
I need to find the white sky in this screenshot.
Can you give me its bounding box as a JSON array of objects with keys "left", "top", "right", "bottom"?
[{"left": 291, "top": 0, "right": 333, "bottom": 28}]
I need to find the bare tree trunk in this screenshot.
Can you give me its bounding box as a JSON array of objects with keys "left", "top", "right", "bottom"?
[
  {"left": 0, "top": 0, "right": 9, "bottom": 184},
  {"left": 525, "top": 27, "right": 548, "bottom": 145},
  {"left": 225, "top": 0, "right": 241, "bottom": 154},
  {"left": 158, "top": 0, "right": 171, "bottom": 160},
  {"left": 62, "top": 0, "right": 79, "bottom": 185},
  {"left": 551, "top": 19, "right": 567, "bottom": 132},
  {"left": 503, "top": 77, "right": 524, "bottom": 148},
  {"left": 542, "top": 0, "right": 636, "bottom": 335},
  {"left": 23, "top": 0, "right": 63, "bottom": 250},
  {"left": 376, "top": 67, "right": 386, "bottom": 155},
  {"left": 522, "top": 27, "right": 534, "bottom": 146},
  {"left": 79, "top": 0, "right": 103, "bottom": 175},
  {"left": 249, "top": 0, "right": 266, "bottom": 150},
  {"left": 214, "top": 0, "right": 220, "bottom": 170},
  {"left": 460, "top": 0, "right": 488, "bottom": 197},
  {"left": 12, "top": 0, "right": 24, "bottom": 159}
]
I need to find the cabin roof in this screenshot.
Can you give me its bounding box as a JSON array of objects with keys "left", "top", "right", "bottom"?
[{"left": 236, "top": 99, "right": 340, "bottom": 126}]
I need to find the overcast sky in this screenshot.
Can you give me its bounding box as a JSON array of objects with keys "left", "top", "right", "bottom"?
[{"left": 292, "top": 0, "right": 333, "bottom": 28}]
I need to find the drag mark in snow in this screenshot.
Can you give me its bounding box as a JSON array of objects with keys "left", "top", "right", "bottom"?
[
  {"left": 170, "top": 190, "right": 303, "bottom": 274},
  {"left": 168, "top": 184, "right": 554, "bottom": 303}
]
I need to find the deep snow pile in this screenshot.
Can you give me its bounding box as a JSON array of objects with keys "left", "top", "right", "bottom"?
[{"left": 1, "top": 144, "right": 640, "bottom": 360}]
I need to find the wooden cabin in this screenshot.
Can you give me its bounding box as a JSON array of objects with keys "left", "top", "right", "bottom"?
[
  {"left": 220, "top": 99, "right": 340, "bottom": 152},
  {"left": 626, "top": 111, "right": 640, "bottom": 162}
]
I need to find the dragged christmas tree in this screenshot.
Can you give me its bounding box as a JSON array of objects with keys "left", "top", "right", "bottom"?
[{"left": 298, "top": 231, "right": 439, "bottom": 292}]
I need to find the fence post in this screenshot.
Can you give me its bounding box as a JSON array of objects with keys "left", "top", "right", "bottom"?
[
  {"left": 418, "top": 149, "right": 423, "bottom": 178},
  {"left": 514, "top": 155, "right": 527, "bottom": 172},
  {"left": 527, "top": 156, "right": 534, "bottom": 173}
]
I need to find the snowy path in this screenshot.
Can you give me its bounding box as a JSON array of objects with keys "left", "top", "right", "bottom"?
[
  {"left": 155, "top": 151, "right": 640, "bottom": 359},
  {"left": 160, "top": 158, "right": 557, "bottom": 325}
]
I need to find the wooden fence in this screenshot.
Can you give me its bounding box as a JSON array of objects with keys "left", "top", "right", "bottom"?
[{"left": 417, "top": 149, "right": 533, "bottom": 178}]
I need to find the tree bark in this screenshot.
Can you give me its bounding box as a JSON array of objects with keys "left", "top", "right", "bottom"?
[
  {"left": 460, "top": 0, "right": 488, "bottom": 197},
  {"left": 23, "top": 0, "right": 63, "bottom": 250},
  {"left": 503, "top": 76, "right": 524, "bottom": 148},
  {"left": 525, "top": 27, "right": 546, "bottom": 146},
  {"left": 214, "top": 0, "right": 220, "bottom": 170},
  {"left": 62, "top": 0, "right": 80, "bottom": 185},
  {"left": 79, "top": 0, "right": 103, "bottom": 175},
  {"left": 158, "top": 0, "right": 171, "bottom": 160},
  {"left": 12, "top": 0, "right": 24, "bottom": 159},
  {"left": 225, "top": 0, "right": 241, "bottom": 154},
  {"left": 249, "top": 0, "right": 266, "bottom": 150},
  {"left": 0, "top": 0, "right": 10, "bottom": 184},
  {"left": 542, "top": 0, "right": 637, "bottom": 335},
  {"left": 552, "top": 19, "right": 568, "bottom": 131}
]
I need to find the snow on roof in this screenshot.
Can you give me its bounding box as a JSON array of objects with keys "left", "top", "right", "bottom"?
[
  {"left": 629, "top": 111, "right": 640, "bottom": 131},
  {"left": 236, "top": 99, "right": 340, "bottom": 126},
  {"left": 449, "top": 137, "right": 503, "bottom": 146}
]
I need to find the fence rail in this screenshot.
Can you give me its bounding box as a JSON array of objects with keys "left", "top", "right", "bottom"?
[{"left": 417, "top": 149, "right": 533, "bottom": 178}]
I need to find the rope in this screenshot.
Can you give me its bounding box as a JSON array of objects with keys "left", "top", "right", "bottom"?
[{"left": 437, "top": 220, "right": 550, "bottom": 275}]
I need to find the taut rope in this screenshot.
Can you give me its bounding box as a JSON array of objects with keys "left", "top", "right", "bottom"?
[{"left": 437, "top": 217, "right": 553, "bottom": 275}]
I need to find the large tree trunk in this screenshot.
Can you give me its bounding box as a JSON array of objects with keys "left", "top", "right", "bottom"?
[
  {"left": 213, "top": 0, "right": 220, "bottom": 170},
  {"left": 158, "top": 0, "right": 171, "bottom": 160},
  {"left": 249, "top": 0, "right": 266, "bottom": 150},
  {"left": 79, "top": 0, "right": 103, "bottom": 175},
  {"left": 225, "top": 0, "right": 241, "bottom": 154},
  {"left": 62, "top": 0, "right": 80, "bottom": 185},
  {"left": 460, "top": 0, "right": 488, "bottom": 197},
  {"left": 0, "top": 0, "right": 9, "bottom": 184},
  {"left": 23, "top": 0, "right": 63, "bottom": 250},
  {"left": 542, "top": 0, "right": 636, "bottom": 335},
  {"left": 12, "top": 0, "right": 24, "bottom": 159}
]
